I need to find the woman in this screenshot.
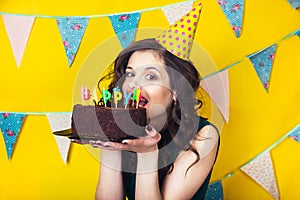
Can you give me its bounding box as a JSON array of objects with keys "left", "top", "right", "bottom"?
[{"left": 90, "top": 38, "right": 220, "bottom": 200}]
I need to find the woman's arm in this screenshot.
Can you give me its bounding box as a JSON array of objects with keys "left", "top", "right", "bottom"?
[
  {"left": 161, "top": 125, "right": 219, "bottom": 199},
  {"left": 135, "top": 150, "right": 162, "bottom": 200},
  {"left": 95, "top": 149, "right": 124, "bottom": 200}
]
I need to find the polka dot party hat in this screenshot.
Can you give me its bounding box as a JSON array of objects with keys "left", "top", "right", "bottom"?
[{"left": 156, "top": 2, "right": 202, "bottom": 60}]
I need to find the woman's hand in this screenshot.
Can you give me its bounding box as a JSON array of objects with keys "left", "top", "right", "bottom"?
[{"left": 88, "top": 125, "right": 161, "bottom": 153}]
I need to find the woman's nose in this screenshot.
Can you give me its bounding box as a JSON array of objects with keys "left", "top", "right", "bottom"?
[{"left": 129, "top": 81, "right": 136, "bottom": 89}]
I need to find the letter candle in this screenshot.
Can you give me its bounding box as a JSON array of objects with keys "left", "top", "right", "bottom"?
[
  {"left": 81, "top": 86, "right": 91, "bottom": 105},
  {"left": 102, "top": 88, "right": 112, "bottom": 107},
  {"left": 135, "top": 88, "right": 141, "bottom": 108},
  {"left": 113, "top": 87, "right": 122, "bottom": 108},
  {"left": 123, "top": 91, "right": 131, "bottom": 108}
]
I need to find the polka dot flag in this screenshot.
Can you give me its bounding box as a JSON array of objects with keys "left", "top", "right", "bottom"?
[{"left": 0, "top": 113, "right": 26, "bottom": 159}]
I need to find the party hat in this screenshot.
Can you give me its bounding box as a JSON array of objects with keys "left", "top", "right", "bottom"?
[{"left": 156, "top": 2, "right": 202, "bottom": 60}]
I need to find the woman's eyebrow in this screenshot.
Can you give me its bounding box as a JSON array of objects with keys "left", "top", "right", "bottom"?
[
  {"left": 144, "top": 66, "right": 161, "bottom": 74},
  {"left": 126, "top": 66, "right": 133, "bottom": 70}
]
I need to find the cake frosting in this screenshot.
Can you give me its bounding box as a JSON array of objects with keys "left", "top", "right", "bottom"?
[{"left": 71, "top": 104, "right": 147, "bottom": 142}]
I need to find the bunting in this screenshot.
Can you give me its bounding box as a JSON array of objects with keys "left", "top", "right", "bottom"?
[
  {"left": 2, "top": 15, "right": 35, "bottom": 67},
  {"left": 47, "top": 114, "right": 72, "bottom": 163},
  {"left": 217, "top": 0, "right": 244, "bottom": 37},
  {"left": 287, "top": 0, "right": 300, "bottom": 9},
  {"left": 0, "top": 113, "right": 26, "bottom": 159},
  {"left": 56, "top": 17, "right": 89, "bottom": 67},
  {"left": 161, "top": 1, "right": 193, "bottom": 25},
  {"left": 296, "top": 30, "right": 300, "bottom": 37},
  {"left": 205, "top": 181, "right": 224, "bottom": 200},
  {"left": 109, "top": 12, "right": 141, "bottom": 48},
  {"left": 241, "top": 151, "right": 279, "bottom": 200},
  {"left": 289, "top": 125, "right": 300, "bottom": 143},
  {"left": 249, "top": 44, "right": 277, "bottom": 92},
  {"left": 200, "top": 70, "right": 229, "bottom": 122}
]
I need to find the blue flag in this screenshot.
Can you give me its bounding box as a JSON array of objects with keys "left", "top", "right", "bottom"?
[
  {"left": 205, "top": 181, "right": 224, "bottom": 200},
  {"left": 0, "top": 113, "right": 26, "bottom": 159},
  {"left": 289, "top": 125, "right": 300, "bottom": 143},
  {"left": 287, "top": 0, "right": 300, "bottom": 9},
  {"left": 249, "top": 44, "right": 277, "bottom": 92},
  {"left": 217, "top": 0, "right": 244, "bottom": 37},
  {"left": 109, "top": 12, "right": 141, "bottom": 48},
  {"left": 56, "top": 17, "right": 89, "bottom": 67}
]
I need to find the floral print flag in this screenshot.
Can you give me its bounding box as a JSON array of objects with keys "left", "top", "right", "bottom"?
[
  {"left": 249, "top": 44, "right": 277, "bottom": 92},
  {"left": 109, "top": 12, "right": 141, "bottom": 48},
  {"left": 0, "top": 113, "right": 26, "bottom": 159},
  {"left": 217, "top": 0, "right": 244, "bottom": 37},
  {"left": 56, "top": 17, "right": 89, "bottom": 67},
  {"left": 287, "top": 0, "right": 300, "bottom": 9},
  {"left": 289, "top": 124, "right": 300, "bottom": 143},
  {"left": 205, "top": 181, "right": 224, "bottom": 200}
]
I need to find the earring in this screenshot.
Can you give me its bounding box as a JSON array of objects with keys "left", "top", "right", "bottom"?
[{"left": 172, "top": 92, "right": 177, "bottom": 106}]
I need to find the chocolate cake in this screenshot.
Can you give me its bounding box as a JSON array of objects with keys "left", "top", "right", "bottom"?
[{"left": 70, "top": 104, "right": 147, "bottom": 142}]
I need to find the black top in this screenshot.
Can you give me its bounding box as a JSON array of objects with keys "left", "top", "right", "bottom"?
[{"left": 122, "top": 117, "right": 220, "bottom": 200}]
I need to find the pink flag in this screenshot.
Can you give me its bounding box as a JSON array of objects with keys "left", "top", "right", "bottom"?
[
  {"left": 200, "top": 70, "right": 230, "bottom": 122},
  {"left": 2, "top": 15, "right": 35, "bottom": 67}
]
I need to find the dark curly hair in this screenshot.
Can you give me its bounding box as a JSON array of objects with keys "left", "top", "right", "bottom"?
[{"left": 98, "top": 38, "right": 204, "bottom": 186}]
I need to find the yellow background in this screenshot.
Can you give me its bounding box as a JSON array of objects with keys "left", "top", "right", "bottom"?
[{"left": 0, "top": 0, "right": 300, "bottom": 199}]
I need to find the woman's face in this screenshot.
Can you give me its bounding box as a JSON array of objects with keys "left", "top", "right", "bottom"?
[{"left": 122, "top": 51, "right": 173, "bottom": 121}]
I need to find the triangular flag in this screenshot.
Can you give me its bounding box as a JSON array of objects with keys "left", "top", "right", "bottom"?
[
  {"left": 289, "top": 124, "right": 300, "bottom": 143},
  {"left": 200, "top": 70, "right": 230, "bottom": 122},
  {"left": 287, "top": 0, "right": 300, "bottom": 9},
  {"left": 249, "top": 44, "right": 277, "bottom": 92},
  {"left": 205, "top": 181, "right": 224, "bottom": 200},
  {"left": 217, "top": 0, "right": 244, "bottom": 37},
  {"left": 296, "top": 30, "right": 300, "bottom": 37},
  {"left": 0, "top": 113, "right": 26, "bottom": 159},
  {"left": 109, "top": 12, "right": 141, "bottom": 48},
  {"left": 161, "top": 1, "right": 193, "bottom": 25},
  {"left": 47, "top": 114, "right": 72, "bottom": 163},
  {"left": 241, "top": 151, "right": 279, "bottom": 200},
  {"left": 2, "top": 15, "right": 35, "bottom": 67},
  {"left": 56, "top": 17, "right": 89, "bottom": 67}
]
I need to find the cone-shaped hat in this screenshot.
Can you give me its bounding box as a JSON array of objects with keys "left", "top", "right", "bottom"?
[{"left": 156, "top": 2, "right": 202, "bottom": 60}]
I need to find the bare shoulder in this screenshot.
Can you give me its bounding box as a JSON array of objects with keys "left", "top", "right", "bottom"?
[{"left": 190, "top": 124, "right": 219, "bottom": 158}]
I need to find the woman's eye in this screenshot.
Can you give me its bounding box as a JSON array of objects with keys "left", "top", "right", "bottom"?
[
  {"left": 145, "top": 74, "right": 156, "bottom": 80},
  {"left": 126, "top": 72, "right": 135, "bottom": 77}
]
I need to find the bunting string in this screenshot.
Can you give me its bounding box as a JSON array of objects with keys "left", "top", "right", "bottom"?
[
  {"left": 0, "top": 27, "right": 298, "bottom": 114},
  {"left": 201, "top": 27, "right": 300, "bottom": 80},
  {"left": 210, "top": 123, "right": 300, "bottom": 184},
  {"left": 0, "top": 0, "right": 196, "bottom": 18}
]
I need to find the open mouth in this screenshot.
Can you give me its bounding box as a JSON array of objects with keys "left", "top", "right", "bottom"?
[{"left": 138, "top": 95, "right": 148, "bottom": 108}]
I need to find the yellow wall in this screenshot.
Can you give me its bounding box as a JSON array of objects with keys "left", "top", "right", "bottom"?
[{"left": 0, "top": 0, "right": 300, "bottom": 199}]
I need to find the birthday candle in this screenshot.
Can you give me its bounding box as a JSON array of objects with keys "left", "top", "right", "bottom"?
[
  {"left": 123, "top": 91, "right": 132, "bottom": 108},
  {"left": 113, "top": 87, "right": 122, "bottom": 108},
  {"left": 135, "top": 88, "right": 141, "bottom": 108},
  {"left": 81, "top": 86, "right": 91, "bottom": 105},
  {"left": 102, "top": 88, "right": 112, "bottom": 107}
]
